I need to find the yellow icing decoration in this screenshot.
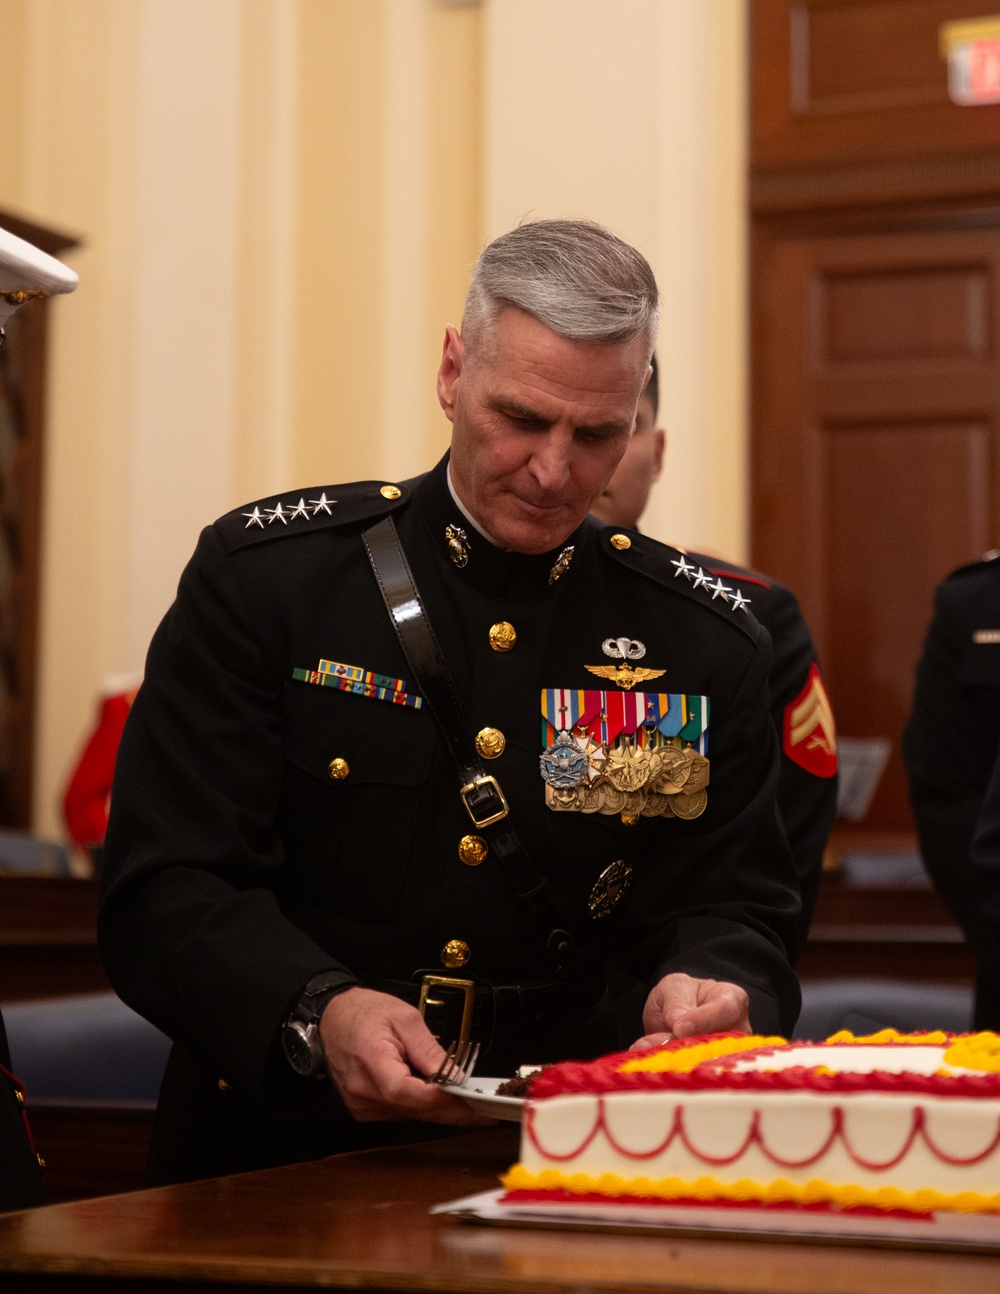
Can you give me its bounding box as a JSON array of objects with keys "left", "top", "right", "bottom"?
[
  {"left": 825, "top": 1028, "right": 949, "bottom": 1046},
  {"left": 499, "top": 1164, "right": 1000, "bottom": 1215},
  {"left": 618, "top": 1034, "right": 787, "bottom": 1074},
  {"left": 943, "top": 1032, "right": 1000, "bottom": 1072}
]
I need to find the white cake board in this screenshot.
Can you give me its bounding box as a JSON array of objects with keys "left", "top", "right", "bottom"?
[{"left": 432, "top": 1189, "right": 1000, "bottom": 1254}]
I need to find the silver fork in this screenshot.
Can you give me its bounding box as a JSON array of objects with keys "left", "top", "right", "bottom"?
[{"left": 427, "top": 1038, "right": 480, "bottom": 1087}]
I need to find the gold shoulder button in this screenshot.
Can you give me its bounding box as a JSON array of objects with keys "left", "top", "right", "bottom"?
[
  {"left": 610, "top": 533, "right": 631, "bottom": 551},
  {"left": 380, "top": 484, "right": 402, "bottom": 500}
]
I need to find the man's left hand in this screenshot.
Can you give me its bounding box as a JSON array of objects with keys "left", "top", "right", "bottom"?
[{"left": 630, "top": 972, "right": 750, "bottom": 1051}]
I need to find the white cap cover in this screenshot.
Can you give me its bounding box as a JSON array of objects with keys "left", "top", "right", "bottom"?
[{"left": 0, "top": 224, "right": 78, "bottom": 329}]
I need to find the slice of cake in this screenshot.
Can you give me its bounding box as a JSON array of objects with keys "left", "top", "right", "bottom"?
[{"left": 501, "top": 1030, "right": 1000, "bottom": 1215}]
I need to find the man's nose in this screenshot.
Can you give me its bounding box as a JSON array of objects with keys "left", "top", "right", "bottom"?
[{"left": 528, "top": 432, "right": 572, "bottom": 492}]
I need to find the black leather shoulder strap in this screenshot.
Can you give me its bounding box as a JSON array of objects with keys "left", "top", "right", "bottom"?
[{"left": 362, "top": 515, "right": 583, "bottom": 974}]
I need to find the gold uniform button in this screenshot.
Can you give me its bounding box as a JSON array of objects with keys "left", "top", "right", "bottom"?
[
  {"left": 610, "top": 533, "right": 632, "bottom": 551},
  {"left": 14, "top": 1090, "right": 24, "bottom": 1106},
  {"left": 458, "top": 834, "right": 488, "bottom": 866},
  {"left": 328, "top": 758, "right": 350, "bottom": 780},
  {"left": 620, "top": 812, "right": 640, "bottom": 827},
  {"left": 218, "top": 1078, "right": 230, "bottom": 1092},
  {"left": 36, "top": 1155, "right": 45, "bottom": 1170},
  {"left": 475, "top": 727, "right": 505, "bottom": 759},
  {"left": 441, "top": 939, "right": 471, "bottom": 969},
  {"left": 380, "top": 484, "right": 402, "bottom": 500},
  {"left": 489, "top": 621, "right": 516, "bottom": 652}
]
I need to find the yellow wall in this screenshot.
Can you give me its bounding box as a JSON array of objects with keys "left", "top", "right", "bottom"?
[{"left": 0, "top": 0, "right": 747, "bottom": 842}]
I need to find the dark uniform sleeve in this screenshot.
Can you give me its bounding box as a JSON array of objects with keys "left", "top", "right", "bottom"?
[
  {"left": 764, "top": 585, "right": 838, "bottom": 953},
  {"left": 903, "top": 578, "right": 998, "bottom": 960},
  {"left": 0, "top": 1011, "right": 44, "bottom": 1213},
  {"left": 99, "top": 525, "right": 359, "bottom": 1100},
  {"left": 973, "top": 751, "right": 1000, "bottom": 994}
]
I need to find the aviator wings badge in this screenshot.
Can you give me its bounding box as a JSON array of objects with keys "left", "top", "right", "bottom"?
[{"left": 585, "top": 636, "right": 666, "bottom": 692}]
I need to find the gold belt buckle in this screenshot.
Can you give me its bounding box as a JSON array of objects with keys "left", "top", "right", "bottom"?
[
  {"left": 459, "top": 774, "right": 509, "bottom": 828},
  {"left": 418, "top": 975, "right": 475, "bottom": 1047}
]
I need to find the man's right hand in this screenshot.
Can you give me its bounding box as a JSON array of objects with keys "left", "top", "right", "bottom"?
[{"left": 318, "top": 986, "right": 495, "bottom": 1125}]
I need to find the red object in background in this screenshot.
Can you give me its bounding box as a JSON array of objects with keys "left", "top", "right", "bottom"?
[{"left": 63, "top": 677, "right": 140, "bottom": 850}]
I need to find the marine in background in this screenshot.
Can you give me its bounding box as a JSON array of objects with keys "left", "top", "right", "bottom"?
[
  {"left": 904, "top": 555, "right": 1000, "bottom": 1028},
  {"left": 591, "top": 353, "right": 839, "bottom": 954}
]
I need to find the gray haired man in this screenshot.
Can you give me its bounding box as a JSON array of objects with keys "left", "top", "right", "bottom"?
[{"left": 100, "top": 220, "right": 800, "bottom": 1184}]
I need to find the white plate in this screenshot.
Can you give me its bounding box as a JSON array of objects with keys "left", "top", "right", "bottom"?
[{"left": 452, "top": 1077, "right": 524, "bottom": 1121}]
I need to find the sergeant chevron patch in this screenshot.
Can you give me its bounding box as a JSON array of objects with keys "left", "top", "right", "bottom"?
[{"left": 783, "top": 664, "right": 837, "bottom": 777}]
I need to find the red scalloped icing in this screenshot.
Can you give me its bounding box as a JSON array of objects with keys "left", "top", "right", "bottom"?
[
  {"left": 500, "top": 1188, "right": 932, "bottom": 1222},
  {"left": 523, "top": 1099, "right": 1000, "bottom": 1171},
  {"left": 528, "top": 1033, "right": 1000, "bottom": 1100}
]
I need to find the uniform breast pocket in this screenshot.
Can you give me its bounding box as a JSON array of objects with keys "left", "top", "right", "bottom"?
[
  {"left": 959, "top": 642, "right": 1000, "bottom": 689},
  {"left": 280, "top": 682, "right": 437, "bottom": 920}
]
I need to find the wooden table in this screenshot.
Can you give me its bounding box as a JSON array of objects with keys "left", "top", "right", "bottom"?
[{"left": 0, "top": 1128, "right": 999, "bottom": 1293}]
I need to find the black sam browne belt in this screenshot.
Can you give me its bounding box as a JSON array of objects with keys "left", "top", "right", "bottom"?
[{"left": 362, "top": 516, "right": 585, "bottom": 975}]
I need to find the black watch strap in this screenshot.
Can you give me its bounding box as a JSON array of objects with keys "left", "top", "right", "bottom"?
[{"left": 293, "top": 973, "right": 354, "bottom": 1022}]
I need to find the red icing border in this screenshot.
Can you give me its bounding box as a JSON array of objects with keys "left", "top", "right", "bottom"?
[
  {"left": 529, "top": 1033, "right": 1000, "bottom": 1100},
  {"left": 500, "top": 1188, "right": 932, "bottom": 1222}
]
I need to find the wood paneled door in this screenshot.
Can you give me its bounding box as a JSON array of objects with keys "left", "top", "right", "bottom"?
[
  {"left": 753, "top": 223, "right": 1000, "bottom": 831},
  {"left": 751, "top": 1, "right": 1000, "bottom": 841}
]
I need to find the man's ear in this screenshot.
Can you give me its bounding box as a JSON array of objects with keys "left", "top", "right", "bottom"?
[
  {"left": 436, "top": 325, "right": 464, "bottom": 422},
  {"left": 652, "top": 429, "right": 666, "bottom": 482}
]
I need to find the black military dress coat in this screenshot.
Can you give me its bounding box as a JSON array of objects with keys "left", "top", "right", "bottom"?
[
  {"left": 99, "top": 456, "right": 801, "bottom": 1182},
  {"left": 903, "top": 555, "right": 1000, "bottom": 1026},
  {"left": 0, "top": 1011, "right": 43, "bottom": 1212},
  {"left": 684, "top": 553, "right": 837, "bottom": 951}
]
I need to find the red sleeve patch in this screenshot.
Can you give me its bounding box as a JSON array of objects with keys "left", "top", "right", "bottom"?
[{"left": 783, "top": 664, "right": 837, "bottom": 778}]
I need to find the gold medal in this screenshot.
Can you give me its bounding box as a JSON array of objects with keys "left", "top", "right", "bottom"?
[
  {"left": 650, "top": 745, "right": 690, "bottom": 794},
  {"left": 546, "top": 784, "right": 588, "bottom": 812},
  {"left": 601, "top": 785, "right": 628, "bottom": 813},
  {"left": 683, "top": 752, "right": 710, "bottom": 793},
  {"left": 604, "top": 744, "right": 652, "bottom": 793},
  {"left": 579, "top": 783, "right": 604, "bottom": 813},
  {"left": 671, "top": 787, "right": 708, "bottom": 820}
]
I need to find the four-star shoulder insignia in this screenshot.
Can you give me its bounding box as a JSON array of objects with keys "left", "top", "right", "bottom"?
[
  {"left": 672, "top": 549, "right": 751, "bottom": 615},
  {"left": 223, "top": 479, "right": 410, "bottom": 552}
]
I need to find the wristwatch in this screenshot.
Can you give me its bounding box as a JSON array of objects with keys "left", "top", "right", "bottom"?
[{"left": 281, "top": 975, "right": 347, "bottom": 1079}]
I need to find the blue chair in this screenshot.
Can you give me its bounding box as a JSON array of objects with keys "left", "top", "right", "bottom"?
[
  {"left": 4, "top": 993, "right": 171, "bottom": 1102},
  {"left": 794, "top": 978, "right": 973, "bottom": 1041}
]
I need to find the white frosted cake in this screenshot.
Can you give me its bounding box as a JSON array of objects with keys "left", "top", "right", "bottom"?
[{"left": 501, "top": 1031, "right": 1000, "bottom": 1215}]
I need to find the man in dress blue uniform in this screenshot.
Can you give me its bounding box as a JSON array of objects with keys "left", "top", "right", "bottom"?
[
  {"left": 592, "top": 354, "right": 838, "bottom": 952},
  {"left": 99, "top": 220, "right": 801, "bottom": 1184}
]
